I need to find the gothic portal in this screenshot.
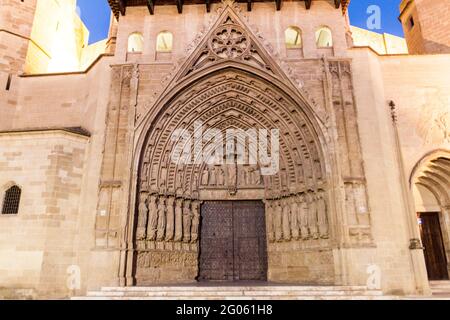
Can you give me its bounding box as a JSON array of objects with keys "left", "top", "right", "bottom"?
[{"left": 122, "top": 4, "right": 371, "bottom": 286}]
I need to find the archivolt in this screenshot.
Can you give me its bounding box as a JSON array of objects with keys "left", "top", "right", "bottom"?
[
  {"left": 135, "top": 65, "right": 330, "bottom": 200},
  {"left": 410, "top": 149, "right": 450, "bottom": 207}
]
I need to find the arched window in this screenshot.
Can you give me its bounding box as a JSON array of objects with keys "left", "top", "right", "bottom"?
[
  {"left": 156, "top": 31, "right": 173, "bottom": 53},
  {"left": 315, "top": 27, "right": 333, "bottom": 48},
  {"left": 128, "top": 32, "right": 144, "bottom": 53},
  {"left": 285, "top": 26, "right": 302, "bottom": 49},
  {"left": 2, "top": 185, "right": 21, "bottom": 215}
]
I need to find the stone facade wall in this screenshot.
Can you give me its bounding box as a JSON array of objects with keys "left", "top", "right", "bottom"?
[
  {"left": 0, "top": 58, "right": 112, "bottom": 132},
  {"left": 113, "top": 2, "right": 349, "bottom": 66},
  {"left": 0, "top": 132, "right": 88, "bottom": 298},
  {"left": 0, "top": 0, "right": 37, "bottom": 74},
  {"left": 0, "top": 1, "right": 447, "bottom": 298},
  {"left": 380, "top": 54, "right": 450, "bottom": 172},
  {"left": 350, "top": 26, "right": 408, "bottom": 55}
]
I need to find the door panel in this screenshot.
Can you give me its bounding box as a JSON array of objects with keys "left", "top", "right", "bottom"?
[
  {"left": 233, "top": 201, "right": 268, "bottom": 281},
  {"left": 199, "top": 202, "right": 234, "bottom": 281},
  {"left": 419, "top": 212, "right": 449, "bottom": 280},
  {"left": 199, "top": 201, "right": 268, "bottom": 281}
]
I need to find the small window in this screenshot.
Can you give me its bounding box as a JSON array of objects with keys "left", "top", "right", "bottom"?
[
  {"left": 408, "top": 16, "right": 415, "bottom": 30},
  {"left": 315, "top": 27, "right": 333, "bottom": 48},
  {"left": 285, "top": 27, "right": 302, "bottom": 49},
  {"left": 156, "top": 31, "right": 173, "bottom": 53},
  {"left": 2, "top": 185, "right": 21, "bottom": 215},
  {"left": 128, "top": 32, "right": 144, "bottom": 53}
]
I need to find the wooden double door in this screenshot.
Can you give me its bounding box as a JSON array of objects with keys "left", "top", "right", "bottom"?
[
  {"left": 418, "top": 212, "right": 449, "bottom": 280},
  {"left": 199, "top": 201, "right": 268, "bottom": 281}
]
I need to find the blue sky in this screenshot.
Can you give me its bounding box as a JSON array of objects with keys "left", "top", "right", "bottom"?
[{"left": 77, "top": 0, "right": 404, "bottom": 44}]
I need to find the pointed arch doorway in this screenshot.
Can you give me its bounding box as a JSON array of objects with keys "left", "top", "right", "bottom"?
[
  {"left": 130, "top": 65, "right": 334, "bottom": 285},
  {"left": 121, "top": 3, "right": 347, "bottom": 287},
  {"left": 411, "top": 150, "right": 450, "bottom": 281}
]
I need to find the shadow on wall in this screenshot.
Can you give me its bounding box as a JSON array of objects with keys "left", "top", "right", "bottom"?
[{"left": 422, "top": 40, "right": 450, "bottom": 54}]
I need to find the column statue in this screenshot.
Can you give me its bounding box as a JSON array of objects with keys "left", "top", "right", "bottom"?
[
  {"left": 317, "top": 191, "right": 329, "bottom": 239},
  {"left": 191, "top": 201, "right": 200, "bottom": 243},
  {"left": 298, "top": 194, "right": 310, "bottom": 240},
  {"left": 174, "top": 198, "right": 183, "bottom": 242},
  {"left": 266, "top": 201, "right": 275, "bottom": 242},
  {"left": 156, "top": 197, "right": 166, "bottom": 241},
  {"left": 290, "top": 196, "right": 300, "bottom": 240},
  {"left": 165, "top": 196, "right": 175, "bottom": 241},
  {"left": 274, "top": 200, "right": 283, "bottom": 242},
  {"left": 146, "top": 194, "right": 158, "bottom": 241},
  {"left": 282, "top": 198, "right": 291, "bottom": 241},
  {"left": 136, "top": 193, "right": 148, "bottom": 241},
  {"left": 308, "top": 193, "right": 319, "bottom": 239},
  {"left": 183, "top": 200, "right": 192, "bottom": 243}
]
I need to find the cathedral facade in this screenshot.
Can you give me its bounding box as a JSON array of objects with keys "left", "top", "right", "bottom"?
[{"left": 0, "top": 0, "right": 449, "bottom": 299}]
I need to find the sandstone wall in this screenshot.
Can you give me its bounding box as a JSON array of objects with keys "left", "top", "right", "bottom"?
[
  {"left": 0, "top": 132, "right": 87, "bottom": 298},
  {"left": 0, "top": 57, "right": 112, "bottom": 297},
  {"left": 0, "top": 0, "right": 37, "bottom": 74},
  {"left": 0, "top": 58, "right": 112, "bottom": 132},
  {"left": 0, "top": 2, "right": 445, "bottom": 297},
  {"left": 400, "top": 0, "right": 450, "bottom": 54}
]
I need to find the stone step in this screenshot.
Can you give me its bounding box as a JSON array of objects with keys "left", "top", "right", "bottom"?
[
  {"left": 430, "top": 281, "right": 450, "bottom": 288},
  {"left": 99, "top": 285, "right": 372, "bottom": 292},
  {"left": 85, "top": 290, "right": 383, "bottom": 298},
  {"left": 429, "top": 281, "right": 450, "bottom": 296},
  {"left": 73, "top": 295, "right": 397, "bottom": 301},
  {"left": 72, "top": 285, "right": 387, "bottom": 300}
]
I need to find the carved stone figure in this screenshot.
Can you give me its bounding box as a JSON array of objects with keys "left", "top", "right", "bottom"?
[
  {"left": 146, "top": 195, "right": 158, "bottom": 241},
  {"left": 308, "top": 193, "right": 319, "bottom": 239},
  {"left": 266, "top": 201, "right": 275, "bottom": 242},
  {"left": 191, "top": 201, "right": 200, "bottom": 243},
  {"left": 246, "top": 167, "right": 254, "bottom": 185},
  {"left": 210, "top": 167, "right": 217, "bottom": 186},
  {"left": 227, "top": 164, "right": 237, "bottom": 187},
  {"left": 273, "top": 200, "right": 283, "bottom": 242},
  {"left": 160, "top": 167, "right": 167, "bottom": 187},
  {"left": 252, "top": 168, "right": 262, "bottom": 185},
  {"left": 142, "top": 162, "right": 150, "bottom": 182},
  {"left": 298, "top": 194, "right": 309, "bottom": 240},
  {"left": 183, "top": 200, "right": 192, "bottom": 243},
  {"left": 282, "top": 198, "right": 291, "bottom": 241},
  {"left": 176, "top": 170, "right": 183, "bottom": 190},
  {"left": 217, "top": 167, "right": 225, "bottom": 186},
  {"left": 165, "top": 197, "right": 175, "bottom": 241},
  {"left": 201, "top": 168, "right": 209, "bottom": 186},
  {"left": 174, "top": 198, "right": 183, "bottom": 242},
  {"left": 317, "top": 191, "right": 329, "bottom": 239},
  {"left": 156, "top": 197, "right": 166, "bottom": 241},
  {"left": 290, "top": 197, "right": 300, "bottom": 240},
  {"left": 136, "top": 193, "right": 148, "bottom": 241},
  {"left": 280, "top": 169, "right": 288, "bottom": 188},
  {"left": 239, "top": 167, "right": 248, "bottom": 186}
]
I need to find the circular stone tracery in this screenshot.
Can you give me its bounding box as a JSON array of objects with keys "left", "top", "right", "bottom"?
[{"left": 209, "top": 24, "right": 250, "bottom": 59}]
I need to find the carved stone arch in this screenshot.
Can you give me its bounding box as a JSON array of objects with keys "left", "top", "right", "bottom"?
[
  {"left": 135, "top": 66, "right": 329, "bottom": 195},
  {"left": 410, "top": 149, "right": 450, "bottom": 207},
  {"left": 126, "top": 61, "right": 339, "bottom": 284}
]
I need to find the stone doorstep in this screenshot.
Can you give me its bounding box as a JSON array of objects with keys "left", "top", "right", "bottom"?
[
  {"left": 429, "top": 281, "right": 450, "bottom": 288},
  {"left": 429, "top": 281, "right": 450, "bottom": 296}
]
